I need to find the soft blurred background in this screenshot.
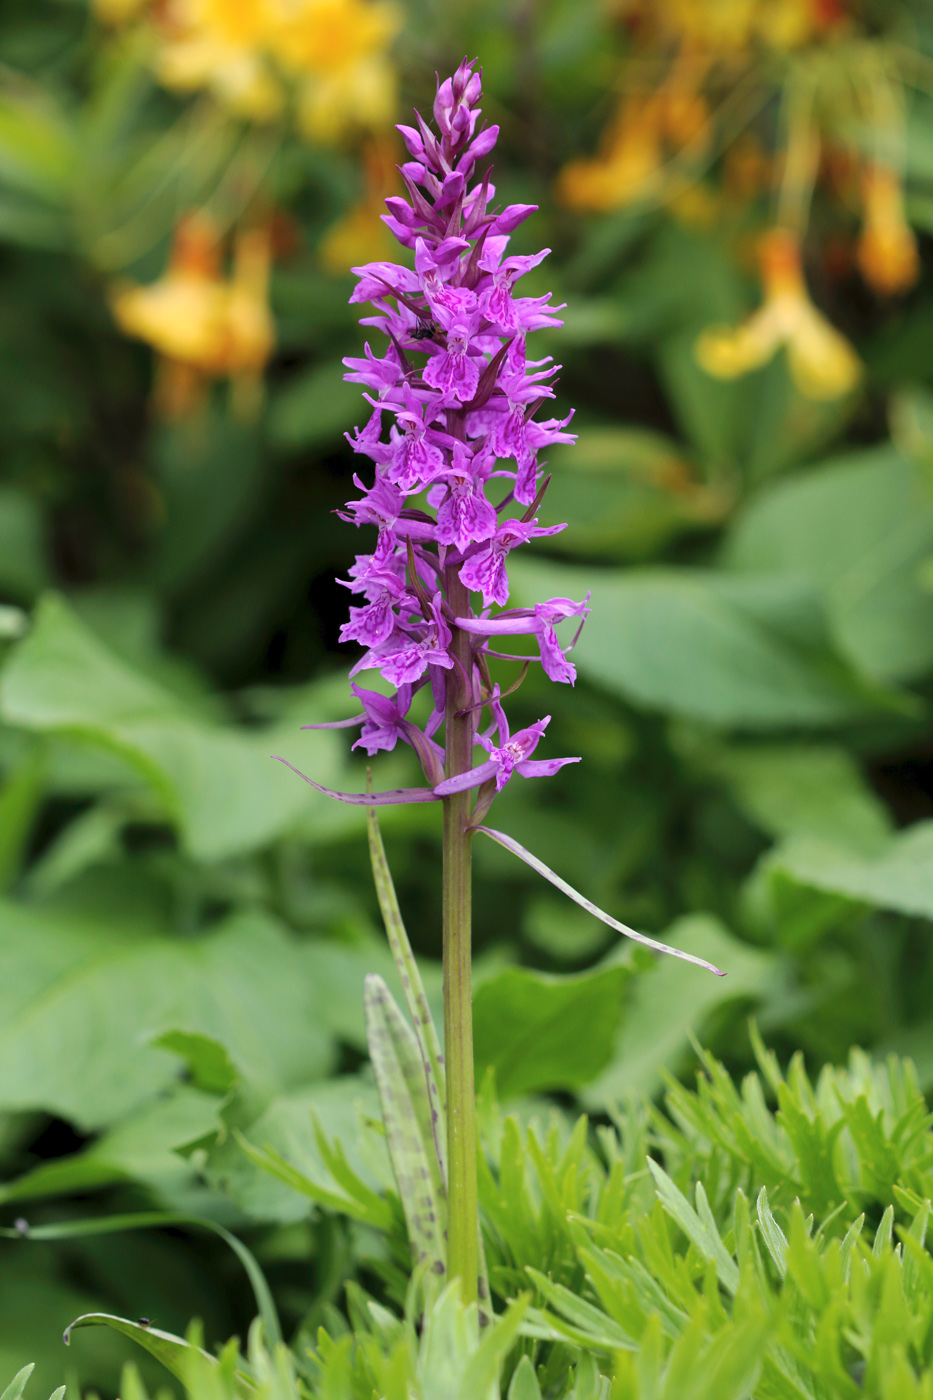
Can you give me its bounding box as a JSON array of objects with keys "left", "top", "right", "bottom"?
[{"left": 4, "top": 0, "right": 933, "bottom": 1386}]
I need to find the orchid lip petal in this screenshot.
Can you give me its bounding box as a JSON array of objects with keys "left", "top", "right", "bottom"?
[
  {"left": 472, "top": 826, "right": 726, "bottom": 976},
  {"left": 515, "top": 756, "right": 581, "bottom": 778},
  {"left": 273, "top": 757, "right": 440, "bottom": 805}
]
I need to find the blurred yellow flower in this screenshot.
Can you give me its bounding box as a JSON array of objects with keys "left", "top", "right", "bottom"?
[
  {"left": 318, "top": 135, "right": 400, "bottom": 271},
  {"left": 97, "top": 0, "right": 401, "bottom": 141},
  {"left": 155, "top": 0, "right": 284, "bottom": 120},
  {"left": 856, "top": 166, "right": 919, "bottom": 297},
  {"left": 111, "top": 212, "right": 275, "bottom": 418},
  {"left": 272, "top": 0, "right": 401, "bottom": 142},
  {"left": 695, "top": 228, "right": 861, "bottom": 400}
]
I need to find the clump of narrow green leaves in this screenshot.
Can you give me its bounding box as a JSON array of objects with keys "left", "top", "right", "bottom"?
[
  {"left": 228, "top": 1033, "right": 933, "bottom": 1398},
  {"left": 26, "top": 1032, "right": 933, "bottom": 1397}
]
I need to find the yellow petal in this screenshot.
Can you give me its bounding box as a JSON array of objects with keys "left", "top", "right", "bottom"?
[
  {"left": 111, "top": 276, "right": 230, "bottom": 369},
  {"left": 786, "top": 308, "right": 861, "bottom": 401},
  {"left": 694, "top": 307, "right": 783, "bottom": 379},
  {"left": 298, "top": 53, "right": 396, "bottom": 141}
]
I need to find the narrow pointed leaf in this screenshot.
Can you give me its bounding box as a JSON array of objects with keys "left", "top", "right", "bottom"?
[
  {"left": 234, "top": 1131, "right": 394, "bottom": 1231},
  {"left": 525, "top": 1268, "right": 635, "bottom": 1350},
  {"left": 756, "top": 1187, "right": 788, "bottom": 1276},
  {"left": 63, "top": 1315, "right": 216, "bottom": 1384},
  {"left": 647, "top": 1159, "right": 739, "bottom": 1293},
  {"left": 365, "top": 975, "right": 447, "bottom": 1287},
  {"left": 367, "top": 806, "right": 447, "bottom": 1147},
  {"left": 0, "top": 1368, "right": 34, "bottom": 1400},
  {"left": 458, "top": 1293, "right": 530, "bottom": 1400},
  {"left": 474, "top": 827, "right": 725, "bottom": 974},
  {"left": 0, "top": 1209, "right": 280, "bottom": 1344}
]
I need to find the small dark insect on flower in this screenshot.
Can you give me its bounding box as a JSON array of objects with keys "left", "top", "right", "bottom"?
[{"left": 410, "top": 322, "right": 443, "bottom": 342}]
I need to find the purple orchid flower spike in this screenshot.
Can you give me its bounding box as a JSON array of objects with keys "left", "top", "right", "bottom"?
[{"left": 278, "top": 59, "right": 723, "bottom": 1014}]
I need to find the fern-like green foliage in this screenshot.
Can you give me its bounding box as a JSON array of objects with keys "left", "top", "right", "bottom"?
[
  {"left": 63, "top": 1036, "right": 933, "bottom": 1398},
  {"left": 239, "top": 1036, "right": 933, "bottom": 1398}
]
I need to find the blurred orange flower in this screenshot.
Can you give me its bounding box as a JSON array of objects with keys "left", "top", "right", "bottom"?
[
  {"left": 112, "top": 212, "right": 275, "bottom": 417},
  {"left": 558, "top": 85, "right": 709, "bottom": 214},
  {"left": 857, "top": 166, "right": 919, "bottom": 297}
]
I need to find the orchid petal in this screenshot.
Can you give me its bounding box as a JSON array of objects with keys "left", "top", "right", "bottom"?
[
  {"left": 515, "top": 757, "right": 581, "bottom": 779},
  {"left": 274, "top": 757, "right": 440, "bottom": 805}
]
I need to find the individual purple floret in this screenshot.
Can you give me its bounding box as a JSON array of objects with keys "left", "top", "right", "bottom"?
[{"left": 296, "top": 57, "right": 584, "bottom": 809}]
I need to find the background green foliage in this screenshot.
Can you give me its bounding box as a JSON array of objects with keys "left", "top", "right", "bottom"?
[{"left": 4, "top": 0, "right": 933, "bottom": 1391}]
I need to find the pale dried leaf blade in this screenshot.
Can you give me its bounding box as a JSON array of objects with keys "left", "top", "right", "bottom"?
[{"left": 474, "top": 826, "right": 725, "bottom": 975}]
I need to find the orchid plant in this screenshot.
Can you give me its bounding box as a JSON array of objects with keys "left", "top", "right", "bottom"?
[{"left": 278, "top": 59, "right": 723, "bottom": 1307}]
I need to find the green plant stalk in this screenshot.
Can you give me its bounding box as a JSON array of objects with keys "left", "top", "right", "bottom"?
[{"left": 442, "top": 565, "right": 478, "bottom": 1303}]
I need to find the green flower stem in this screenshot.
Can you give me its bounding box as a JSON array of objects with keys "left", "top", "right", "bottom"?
[{"left": 442, "top": 565, "right": 478, "bottom": 1303}]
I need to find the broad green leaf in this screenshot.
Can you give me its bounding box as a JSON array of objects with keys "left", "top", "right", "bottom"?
[
  {"left": 535, "top": 428, "right": 726, "bottom": 560},
  {"left": 147, "top": 414, "right": 266, "bottom": 595},
  {"left": 0, "top": 748, "right": 44, "bottom": 890},
  {"left": 583, "top": 916, "right": 775, "bottom": 1104},
  {"left": 524, "top": 895, "right": 611, "bottom": 962},
  {"left": 509, "top": 558, "right": 896, "bottom": 728},
  {"left": 0, "top": 1254, "right": 129, "bottom": 1399},
  {"left": 0, "top": 84, "right": 77, "bottom": 200},
  {"left": 268, "top": 361, "right": 365, "bottom": 449},
  {"left": 0, "top": 1085, "right": 223, "bottom": 1204},
  {"left": 4, "top": 1210, "right": 279, "bottom": 1346},
  {"left": 472, "top": 963, "right": 631, "bottom": 1099},
  {"left": 685, "top": 738, "right": 892, "bottom": 849},
  {"left": 723, "top": 446, "right": 933, "bottom": 683},
  {"left": 0, "top": 593, "right": 184, "bottom": 729},
  {"left": 771, "top": 822, "right": 933, "bottom": 920},
  {"left": 63, "top": 1315, "right": 215, "bottom": 1385},
  {"left": 0, "top": 593, "right": 343, "bottom": 859},
  {"left": 0, "top": 902, "right": 345, "bottom": 1129},
  {"left": 152, "top": 1031, "right": 239, "bottom": 1095}
]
